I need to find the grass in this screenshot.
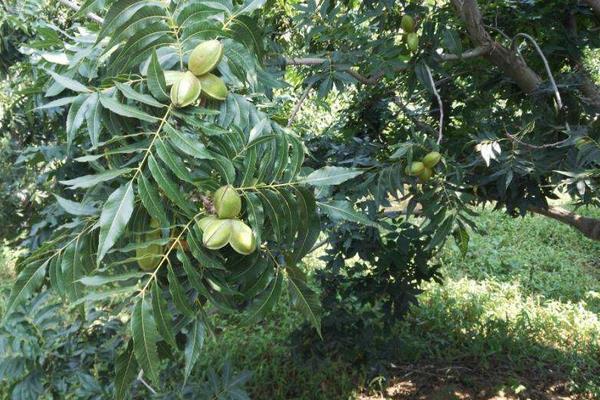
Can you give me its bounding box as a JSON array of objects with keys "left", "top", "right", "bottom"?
[{"left": 198, "top": 207, "right": 600, "bottom": 399}]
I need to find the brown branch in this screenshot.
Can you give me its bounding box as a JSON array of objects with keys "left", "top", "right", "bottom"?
[
  {"left": 279, "top": 47, "right": 488, "bottom": 86},
  {"left": 529, "top": 206, "right": 600, "bottom": 241},
  {"left": 511, "top": 33, "right": 563, "bottom": 109},
  {"left": 450, "top": 0, "right": 542, "bottom": 94},
  {"left": 58, "top": 0, "right": 104, "bottom": 23},
  {"left": 584, "top": 0, "right": 600, "bottom": 19},
  {"left": 504, "top": 132, "right": 570, "bottom": 150},
  {"left": 436, "top": 45, "right": 490, "bottom": 61},
  {"left": 281, "top": 57, "right": 403, "bottom": 84},
  {"left": 423, "top": 63, "right": 444, "bottom": 144},
  {"left": 287, "top": 81, "right": 315, "bottom": 127}
]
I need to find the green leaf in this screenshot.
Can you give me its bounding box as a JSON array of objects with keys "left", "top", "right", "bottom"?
[
  {"left": 46, "top": 70, "right": 91, "bottom": 93},
  {"left": 97, "top": 182, "right": 135, "bottom": 264},
  {"left": 167, "top": 264, "right": 195, "bottom": 318},
  {"left": 184, "top": 318, "right": 205, "bottom": 384},
  {"left": 148, "top": 154, "right": 195, "bottom": 216},
  {"left": 443, "top": 29, "right": 463, "bottom": 56},
  {"left": 155, "top": 138, "right": 195, "bottom": 183},
  {"left": 291, "top": 187, "right": 320, "bottom": 263},
  {"left": 147, "top": 50, "right": 169, "bottom": 102},
  {"left": 151, "top": 281, "right": 178, "bottom": 349},
  {"left": 3, "top": 260, "right": 49, "bottom": 320},
  {"left": 426, "top": 215, "right": 455, "bottom": 251},
  {"left": 85, "top": 93, "right": 103, "bottom": 147},
  {"left": 235, "top": 0, "right": 266, "bottom": 15},
  {"left": 79, "top": 271, "right": 147, "bottom": 286},
  {"left": 70, "top": 286, "right": 138, "bottom": 307},
  {"left": 61, "top": 240, "right": 84, "bottom": 302},
  {"left": 115, "top": 342, "right": 138, "bottom": 400},
  {"left": 66, "top": 95, "right": 88, "bottom": 152},
  {"left": 116, "top": 82, "right": 165, "bottom": 108},
  {"left": 164, "top": 123, "right": 214, "bottom": 159},
  {"left": 49, "top": 256, "right": 65, "bottom": 297},
  {"left": 245, "top": 266, "right": 283, "bottom": 324},
  {"left": 60, "top": 168, "right": 132, "bottom": 189},
  {"left": 54, "top": 195, "right": 98, "bottom": 216},
  {"left": 99, "top": 94, "right": 158, "bottom": 122},
  {"left": 99, "top": 0, "right": 165, "bottom": 41},
  {"left": 225, "top": 15, "right": 264, "bottom": 60},
  {"left": 137, "top": 172, "right": 169, "bottom": 228},
  {"left": 35, "top": 96, "right": 77, "bottom": 110},
  {"left": 286, "top": 265, "right": 322, "bottom": 336},
  {"left": 300, "top": 166, "right": 363, "bottom": 186},
  {"left": 131, "top": 296, "right": 161, "bottom": 385},
  {"left": 108, "top": 23, "right": 174, "bottom": 74},
  {"left": 318, "top": 200, "right": 380, "bottom": 228}
]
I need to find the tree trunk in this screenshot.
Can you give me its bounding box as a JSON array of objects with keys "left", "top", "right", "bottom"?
[
  {"left": 450, "top": 0, "right": 542, "bottom": 94},
  {"left": 528, "top": 206, "right": 600, "bottom": 241},
  {"left": 584, "top": 0, "right": 600, "bottom": 18}
]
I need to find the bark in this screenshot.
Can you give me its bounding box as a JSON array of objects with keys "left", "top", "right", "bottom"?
[
  {"left": 584, "top": 0, "right": 600, "bottom": 19},
  {"left": 450, "top": 0, "right": 542, "bottom": 93},
  {"left": 529, "top": 206, "right": 600, "bottom": 241}
]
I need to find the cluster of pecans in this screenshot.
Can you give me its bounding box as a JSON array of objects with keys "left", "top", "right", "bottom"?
[
  {"left": 401, "top": 14, "right": 419, "bottom": 52},
  {"left": 198, "top": 185, "right": 257, "bottom": 255},
  {"left": 405, "top": 151, "right": 442, "bottom": 182},
  {"left": 169, "top": 40, "right": 229, "bottom": 107}
]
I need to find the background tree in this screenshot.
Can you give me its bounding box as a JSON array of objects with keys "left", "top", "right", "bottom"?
[{"left": 2, "top": 0, "right": 599, "bottom": 398}]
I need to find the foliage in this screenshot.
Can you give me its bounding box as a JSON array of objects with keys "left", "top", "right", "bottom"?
[
  {"left": 2, "top": 0, "right": 600, "bottom": 397},
  {"left": 0, "top": 0, "right": 68, "bottom": 242},
  {"left": 203, "top": 208, "right": 600, "bottom": 399}
]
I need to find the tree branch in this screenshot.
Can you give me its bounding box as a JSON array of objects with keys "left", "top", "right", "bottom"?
[
  {"left": 504, "top": 131, "right": 570, "bottom": 150},
  {"left": 436, "top": 45, "right": 490, "bottom": 61},
  {"left": 58, "top": 0, "right": 104, "bottom": 23},
  {"left": 278, "top": 47, "right": 489, "bottom": 86},
  {"left": 584, "top": 0, "right": 600, "bottom": 19},
  {"left": 450, "top": 0, "right": 543, "bottom": 94},
  {"left": 511, "top": 33, "right": 563, "bottom": 109},
  {"left": 287, "top": 81, "right": 315, "bottom": 127},
  {"left": 423, "top": 63, "right": 444, "bottom": 144},
  {"left": 528, "top": 206, "right": 600, "bottom": 241}
]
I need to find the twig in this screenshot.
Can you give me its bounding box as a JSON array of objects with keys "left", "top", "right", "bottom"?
[
  {"left": 504, "top": 131, "right": 570, "bottom": 149},
  {"left": 287, "top": 81, "right": 315, "bottom": 127},
  {"left": 58, "top": 0, "right": 104, "bottom": 23},
  {"left": 423, "top": 63, "right": 444, "bottom": 144},
  {"left": 136, "top": 370, "right": 157, "bottom": 395},
  {"left": 436, "top": 45, "right": 490, "bottom": 61},
  {"left": 511, "top": 33, "right": 563, "bottom": 109}
]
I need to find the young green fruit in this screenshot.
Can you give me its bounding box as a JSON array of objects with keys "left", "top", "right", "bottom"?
[
  {"left": 202, "top": 218, "right": 232, "bottom": 250},
  {"left": 409, "top": 161, "right": 425, "bottom": 176},
  {"left": 422, "top": 151, "right": 442, "bottom": 168},
  {"left": 198, "top": 215, "right": 219, "bottom": 231},
  {"left": 418, "top": 167, "right": 433, "bottom": 181},
  {"left": 170, "top": 71, "right": 201, "bottom": 107},
  {"left": 164, "top": 70, "right": 186, "bottom": 86},
  {"left": 214, "top": 185, "right": 242, "bottom": 219},
  {"left": 198, "top": 73, "right": 228, "bottom": 101},
  {"left": 401, "top": 15, "right": 415, "bottom": 33},
  {"left": 407, "top": 32, "right": 419, "bottom": 52},
  {"left": 575, "top": 137, "right": 590, "bottom": 149},
  {"left": 136, "top": 219, "right": 163, "bottom": 271},
  {"left": 229, "top": 220, "right": 257, "bottom": 255},
  {"left": 189, "top": 40, "right": 224, "bottom": 76}
]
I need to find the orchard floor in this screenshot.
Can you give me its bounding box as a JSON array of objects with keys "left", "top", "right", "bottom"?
[{"left": 199, "top": 207, "right": 600, "bottom": 400}]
